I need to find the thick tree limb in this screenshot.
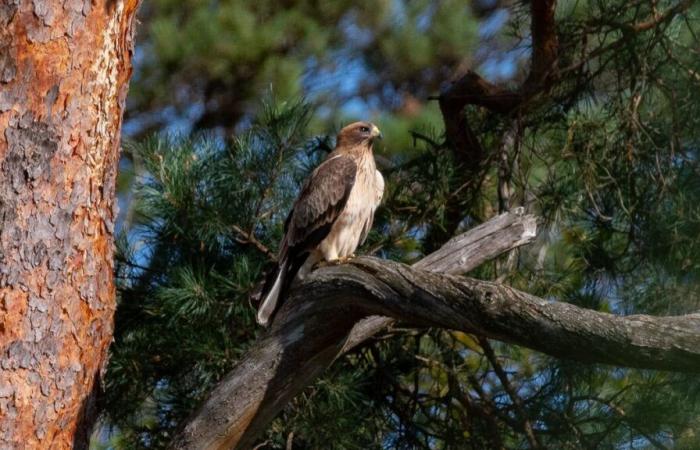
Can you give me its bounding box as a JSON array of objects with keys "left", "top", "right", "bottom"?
[
  {"left": 171, "top": 207, "right": 700, "bottom": 449},
  {"left": 170, "top": 210, "right": 537, "bottom": 449},
  {"left": 173, "top": 257, "right": 700, "bottom": 449},
  {"left": 315, "top": 259, "right": 700, "bottom": 373},
  {"left": 340, "top": 208, "right": 536, "bottom": 353}
]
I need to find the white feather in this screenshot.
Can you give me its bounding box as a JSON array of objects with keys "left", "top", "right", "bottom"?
[
  {"left": 257, "top": 266, "right": 285, "bottom": 326},
  {"left": 318, "top": 152, "right": 384, "bottom": 261},
  {"left": 374, "top": 169, "right": 384, "bottom": 205}
]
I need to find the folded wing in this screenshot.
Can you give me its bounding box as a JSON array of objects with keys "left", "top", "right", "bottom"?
[{"left": 257, "top": 154, "right": 358, "bottom": 325}]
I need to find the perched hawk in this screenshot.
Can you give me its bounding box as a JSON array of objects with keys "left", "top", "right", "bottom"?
[{"left": 257, "top": 122, "right": 385, "bottom": 326}]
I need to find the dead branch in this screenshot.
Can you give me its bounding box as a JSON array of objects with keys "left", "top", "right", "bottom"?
[
  {"left": 170, "top": 210, "right": 537, "bottom": 449},
  {"left": 173, "top": 254, "right": 700, "bottom": 449}
]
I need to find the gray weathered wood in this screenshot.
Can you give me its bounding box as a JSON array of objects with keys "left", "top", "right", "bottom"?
[
  {"left": 166, "top": 210, "right": 697, "bottom": 449},
  {"left": 341, "top": 209, "right": 536, "bottom": 353},
  {"left": 169, "top": 210, "right": 538, "bottom": 449},
  {"left": 172, "top": 258, "right": 700, "bottom": 450},
  {"left": 414, "top": 207, "right": 536, "bottom": 274}
]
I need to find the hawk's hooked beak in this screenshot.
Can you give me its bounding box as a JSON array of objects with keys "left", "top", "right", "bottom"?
[{"left": 371, "top": 124, "right": 383, "bottom": 140}]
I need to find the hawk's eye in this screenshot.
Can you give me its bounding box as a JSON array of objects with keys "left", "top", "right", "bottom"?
[{"left": 359, "top": 126, "right": 370, "bottom": 133}]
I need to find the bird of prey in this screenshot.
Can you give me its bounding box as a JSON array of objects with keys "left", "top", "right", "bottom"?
[{"left": 257, "top": 122, "right": 385, "bottom": 326}]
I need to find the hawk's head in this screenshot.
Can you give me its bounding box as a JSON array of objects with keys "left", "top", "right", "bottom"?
[{"left": 336, "top": 121, "right": 383, "bottom": 149}]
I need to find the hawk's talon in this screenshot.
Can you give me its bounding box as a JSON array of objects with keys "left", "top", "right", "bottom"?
[
  {"left": 336, "top": 255, "right": 355, "bottom": 264},
  {"left": 314, "top": 256, "right": 355, "bottom": 268},
  {"left": 312, "top": 260, "right": 330, "bottom": 270}
]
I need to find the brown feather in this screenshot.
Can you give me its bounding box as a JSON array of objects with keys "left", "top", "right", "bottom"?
[
  {"left": 283, "top": 154, "right": 357, "bottom": 254},
  {"left": 257, "top": 121, "right": 383, "bottom": 326}
]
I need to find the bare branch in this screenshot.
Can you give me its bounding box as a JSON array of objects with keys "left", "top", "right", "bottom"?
[
  {"left": 172, "top": 255, "right": 700, "bottom": 449},
  {"left": 231, "top": 224, "right": 276, "bottom": 261},
  {"left": 414, "top": 207, "right": 536, "bottom": 275},
  {"left": 320, "top": 259, "right": 700, "bottom": 372},
  {"left": 170, "top": 210, "right": 537, "bottom": 449},
  {"left": 344, "top": 208, "right": 536, "bottom": 354},
  {"left": 170, "top": 206, "right": 700, "bottom": 449}
]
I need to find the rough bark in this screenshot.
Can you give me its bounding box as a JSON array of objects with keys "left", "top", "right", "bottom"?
[
  {"left": 171, "top": 206, "right": 700, "bottom": 449},
  {"left": 414, "top": 209, "right": 536, "bottom": 274},
  {"left": 0, "top": 1, "right": 140, "bottom": 447},
  {"left": 301, "top": 258, "right": 700, "bottom": 373},
  {"left": 342, "top": 208, "right": 536, "bottom": 353},
  {"left": 171, "top": 210, "right": 538, "bottom": 449}
]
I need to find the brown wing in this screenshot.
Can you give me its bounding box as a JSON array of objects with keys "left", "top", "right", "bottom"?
[{"left": 281, "top": 154, "right": 357, "bottom": 258}]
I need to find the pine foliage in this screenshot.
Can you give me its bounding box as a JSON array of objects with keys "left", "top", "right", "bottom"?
[{"left": 105, "top": 1, "right": 700, "bottom": 448}]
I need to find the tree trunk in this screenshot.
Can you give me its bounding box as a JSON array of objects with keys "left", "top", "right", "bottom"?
[{"left": 0, "top": 1, "right": 140, "bottom": 447}]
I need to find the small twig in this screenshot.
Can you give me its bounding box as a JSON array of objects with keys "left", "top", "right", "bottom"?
[
  {"left": 574, "top": 396, "right": 669, "bottom": 450},
  {"left": 561, "top": 0, "right": 693, "bottom": 76},
  {"left": 252, "top": 440, "right": 270, "bottom": 450},
  {"left": 232, "top": 225, "right": 276, "bottom": 261},
  {"left": 479, "top": 338, "right": 543, "bottom": 449},
  {"left": 447, "top": 370, "right": 506, "bottom": 450},
  {"left": 409, "top": 130, "right": 442, "bottom": 149}
]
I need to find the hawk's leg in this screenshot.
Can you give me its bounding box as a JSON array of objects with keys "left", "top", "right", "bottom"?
[{"left": 334, "top": 254, "right": 357, "bottom": 264}]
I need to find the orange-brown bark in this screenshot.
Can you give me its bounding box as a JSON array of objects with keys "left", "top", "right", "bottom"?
[{"left": 0, "top": 1, "right": 140, "bottom": 447}]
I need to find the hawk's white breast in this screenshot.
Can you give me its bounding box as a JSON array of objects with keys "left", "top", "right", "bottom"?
[{"left": 317, "top": 153, "right": 383, "bottom": 261}]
